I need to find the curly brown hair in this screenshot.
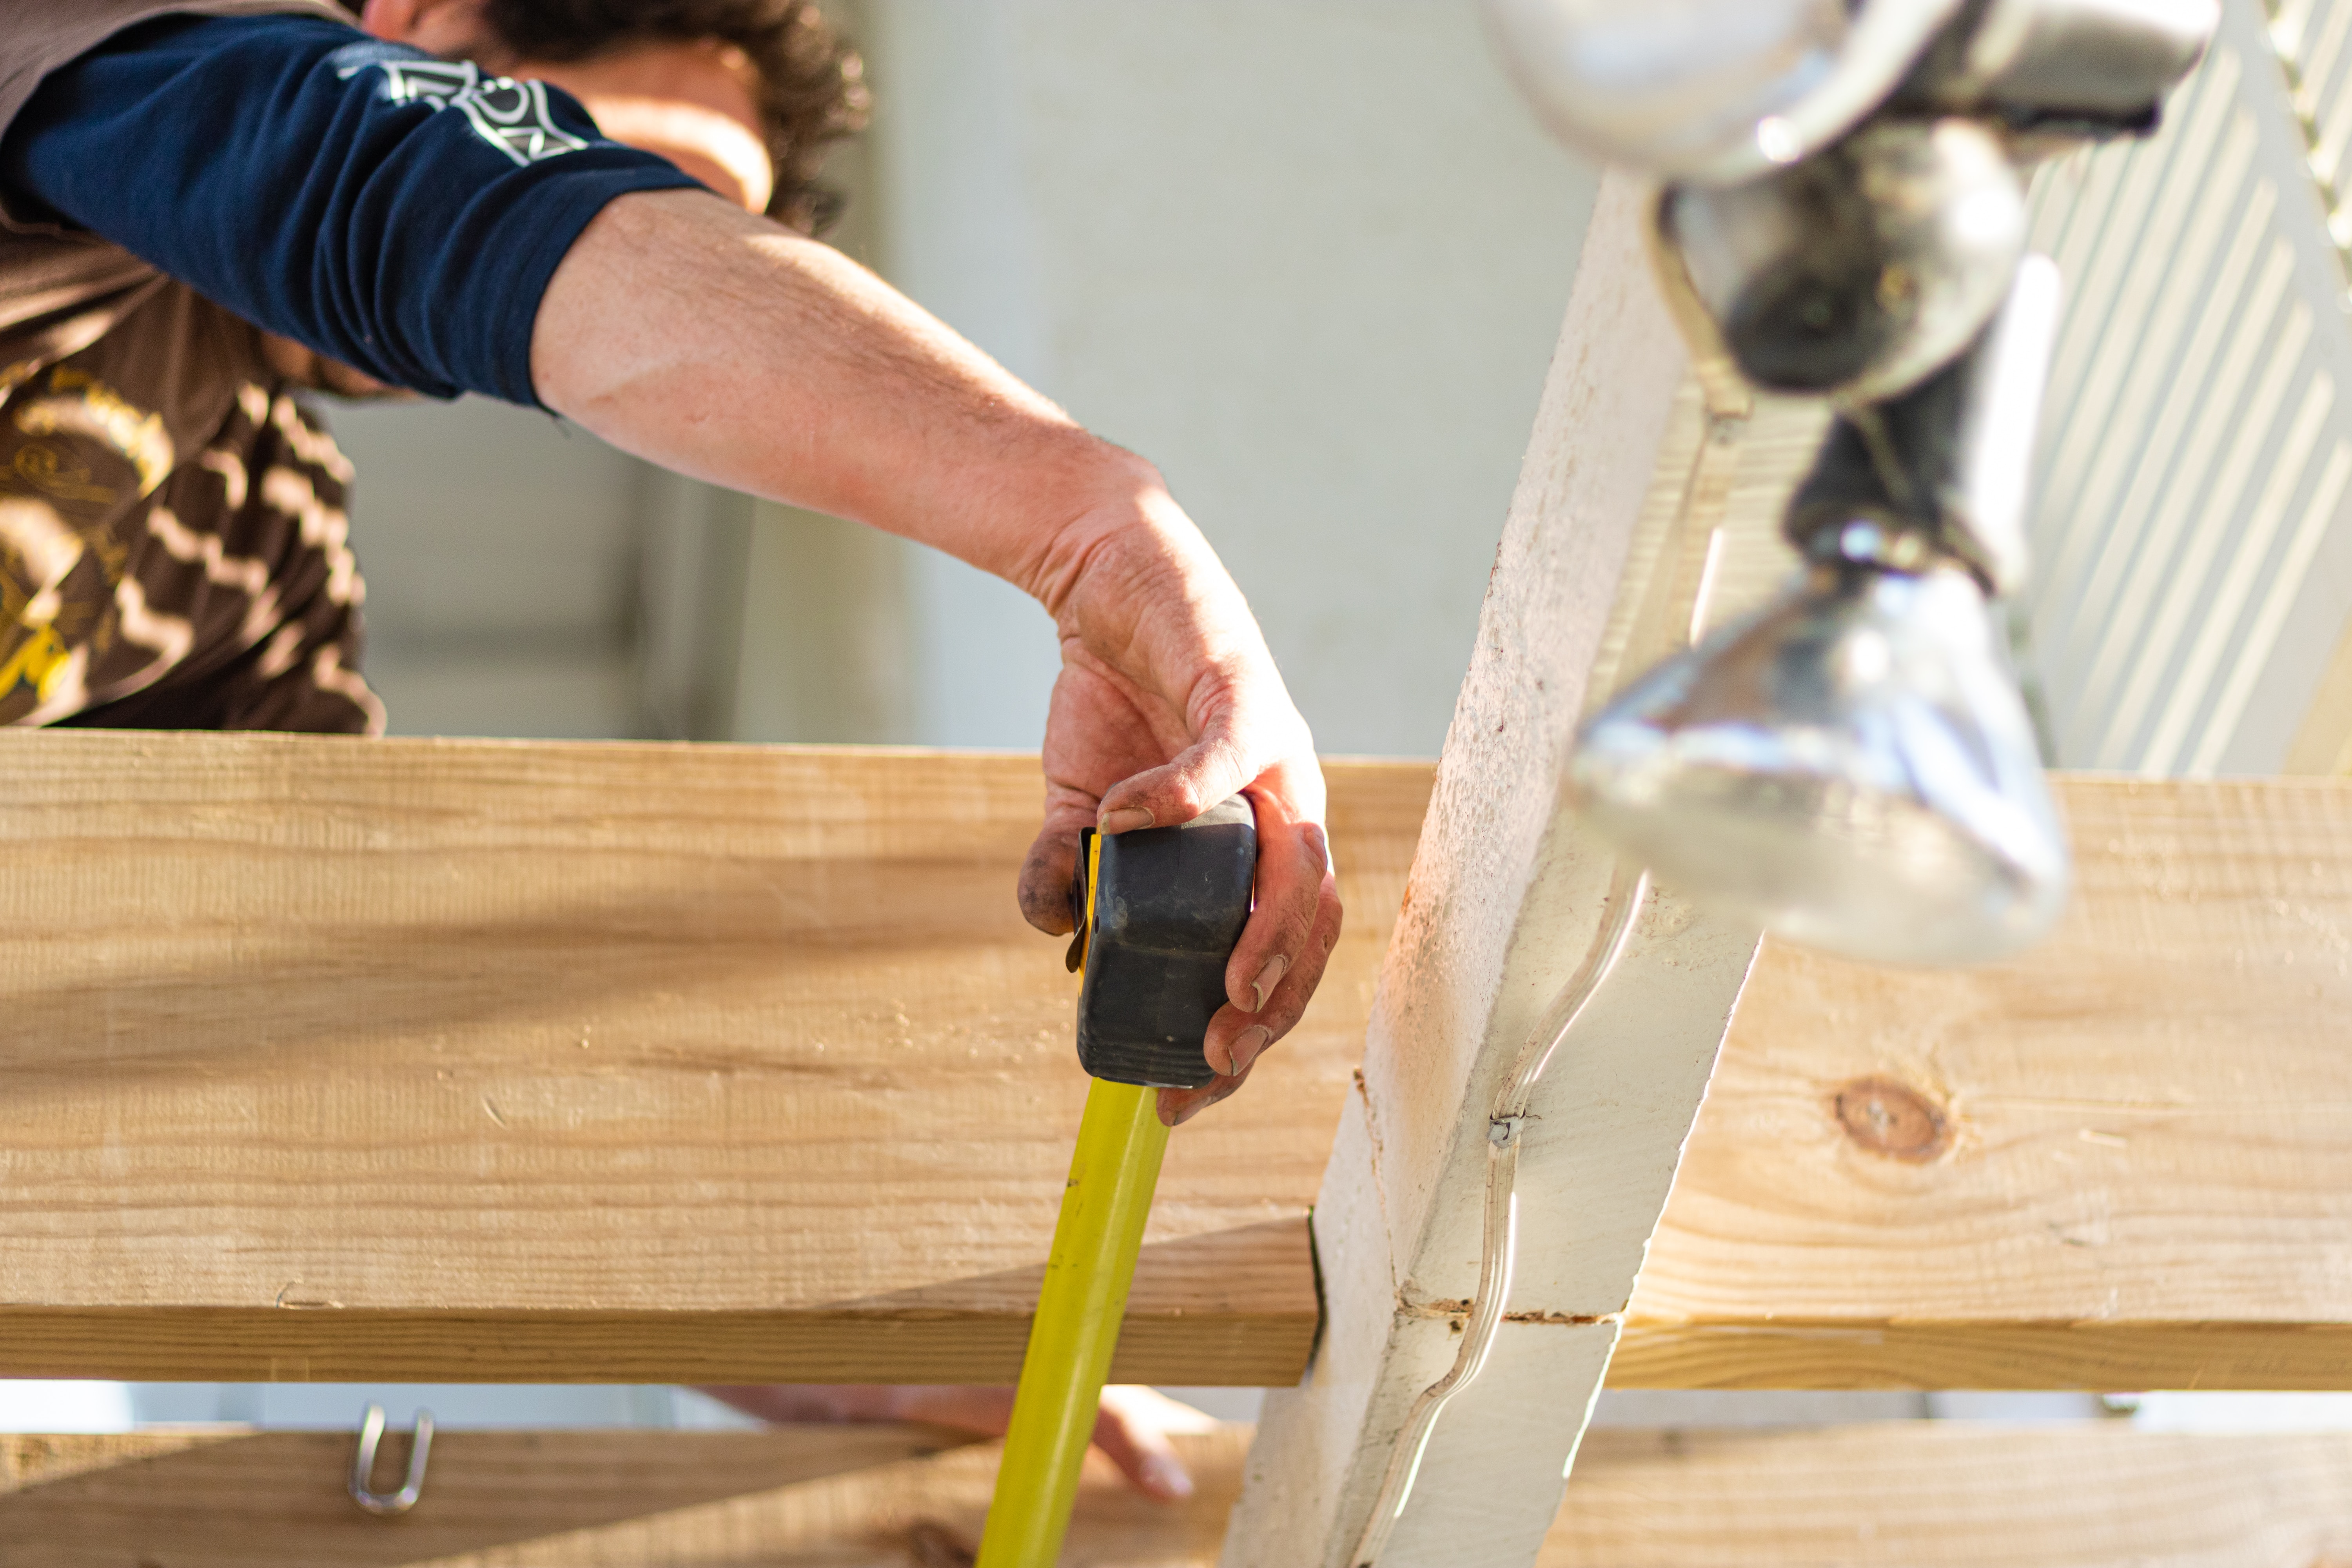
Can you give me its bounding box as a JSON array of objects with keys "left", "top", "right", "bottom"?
[
  {"left": 483, "top": 0, "right": 868, "bottom": 232},
  {"left": 335, "top": 1, "right": 870, "bottom": 232}
]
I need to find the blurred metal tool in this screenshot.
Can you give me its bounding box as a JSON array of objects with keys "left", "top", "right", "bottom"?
[
  {"left": 349, "top": 1402, "right": 434, "bottom": 1517},
  {"left": 1572, "top": 564, "right": 2062, "bottom": 963},
  {"left": 1785, "top": 254, "right": 2067, "bottom": 600},
  {"left": 1479, "top": 0, "right": 1964, "bottom": 181},
  {"left": 1573, "top": 260, "right": 2068, "bottom": 963},
  {"left": 1661, "top": 118, "right": 2027, "bottom": 402},
  {"left": 1482, "top": 0, "right": 2215, "bottom": 965},
  {"left": 1481, "top": 0, "right": 2214, "bottom": 178}
]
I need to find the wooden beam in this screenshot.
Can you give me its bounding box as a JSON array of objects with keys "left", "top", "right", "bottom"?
[
  {"left": 1622, "top": 775, "right": 2352, "bottom": 1391},
  {"left": 0, "top": 733, "right": 1429, "bottom": 1386},
  {"left": 13, "top": 1422, "right": 2352, "bottom": 1566},
  {"left": 1550, "top": 1423, "right": 2352, "bottom": 1566},
  {"left": 9, "top": 743, "right": 2352, "bottom": 1391},
  {"left": 1221, "top": 172, "right": 1761, "bottom": 1568},
  {"left": 0, "top": 1425, "right": 985, "bottom": 1568},
  {"left": 0, "top": 1424, "right": 1251, "bottom": 1568}
]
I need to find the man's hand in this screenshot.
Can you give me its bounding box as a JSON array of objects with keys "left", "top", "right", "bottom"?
[
  {"left": 695, "top": 1383, "right": 1217, "bottom": 1501},
  {"left": 1016, "top": 476, "right": 1342, "bottom": 1126},
  {"left": 533, "top": 192, "right": 1341, "bottom": 1120}
]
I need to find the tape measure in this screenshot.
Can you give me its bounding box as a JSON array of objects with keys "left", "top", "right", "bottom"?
[
  {"left": 976, "top": 795, "right": 1258, "bottom": 1567},
  {"left": 1065, "top": 795, "right": 1256, "bottom": 1088}
]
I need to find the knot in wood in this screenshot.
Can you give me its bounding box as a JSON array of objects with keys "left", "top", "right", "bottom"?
[{"left": 1833, "top": 1077, "right": 1949, "bottom": 1162}]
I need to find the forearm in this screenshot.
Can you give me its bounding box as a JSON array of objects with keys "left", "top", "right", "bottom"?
[
  {"left": 529, "top": 187, "right": 1177, "bottom": 606},
  {"left": 534, "top": 190, "right": 1338, "bottom": 1096}
]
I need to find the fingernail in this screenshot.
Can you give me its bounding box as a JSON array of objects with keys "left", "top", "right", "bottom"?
[
  {"left": 1100, "top": 807, "right": 1155, "bottom": 834},
  {"left": 1249, "top": 954, "right": 1289, "bottom": 1013},
  {"left": 1141, "top": 1452, "right": 1194, "bottom": 1500},
  {"left": 1230, "top": 1025, "right": 1271, "bottom": 1075},
  {"left": 1167, "top": 1095, "right": 1203, "bottom": 1127}
]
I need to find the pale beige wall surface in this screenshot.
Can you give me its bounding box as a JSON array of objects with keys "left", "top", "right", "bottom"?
[
  {"left": 857, "top": 0, "right": 1600, "bottom": 755},
  {"left": 325, "top": 397, "right": 654, "bottom": 741}
]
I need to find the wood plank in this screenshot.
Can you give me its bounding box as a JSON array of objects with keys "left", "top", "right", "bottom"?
[
  {"left": 10, "top": 749, "right": 2352, "bottom": 1392},
  {"left": 1550, "top": 1424, "right": 2352, "bottom": 1566},
  {"left": 0, "top": 1425, "right": 979, "bottom": 1568},
  {"left": 1223, "top": 172, "right": 1760, "bottom": 1568},
  {"left": 0, "top": 733, "right": 1431, "bottom": 1385},
  {"left": 1622, "top": 775, "right": 2352, "bottom": 1390},
  {"left": 13, "top": 1423, "right": 2352, "bottom": 1567},
  {"left": 0, "top": 1425, "right": 1240, "bottom": 1568}
]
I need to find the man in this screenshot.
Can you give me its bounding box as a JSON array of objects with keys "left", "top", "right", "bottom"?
[{"left": 0, "top": 0, "right": 1343, "bottom": 1500}]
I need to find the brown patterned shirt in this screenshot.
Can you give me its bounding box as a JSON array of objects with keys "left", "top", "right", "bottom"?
[{"left": 1, "top": 0, "right": 381, "bottom": 734}]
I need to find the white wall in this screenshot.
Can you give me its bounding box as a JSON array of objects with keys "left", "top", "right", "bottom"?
[
  {"left": 857, "top": 0, "right": 1599, "bottom": 755},
  {"left": 328, "top": 396, "right": 655, "bottom": 740}
]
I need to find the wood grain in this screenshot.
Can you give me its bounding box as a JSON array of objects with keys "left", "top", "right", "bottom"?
[
  {"left": 1551, "top": 1424, "right": 2352, "bottom": 1567},
  {"left": 11, "top": 1423, "right": 2352, "bottom": 1567},
  {"left": 1623, "top": 775, "right": 2352, "bottom": 1389},
  {"left": 11, "top": 730, "right": 2352, "bottom": 1391},
  {"left": 0, "top": 1425, "right": 1241, "bottom": 1568},
  {"left": 0, "top": 731, "right": 1430, "bottom": 1385},
  {"left": 0, "top": 1425, "right": 979, "bottom": 1568}
]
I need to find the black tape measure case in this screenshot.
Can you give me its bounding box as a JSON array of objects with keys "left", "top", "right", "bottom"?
[{"left": 1067, "top": 797, "right": 1256, "bottom": 1089}]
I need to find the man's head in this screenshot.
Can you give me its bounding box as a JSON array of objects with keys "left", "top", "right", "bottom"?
[{"left": 354, "top": 0, "right": 867, "bottom": 226}]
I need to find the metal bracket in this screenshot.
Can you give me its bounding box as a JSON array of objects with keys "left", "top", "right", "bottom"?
[{"left": 349, "top": 1402, "right": 435, "bottom": 1517}]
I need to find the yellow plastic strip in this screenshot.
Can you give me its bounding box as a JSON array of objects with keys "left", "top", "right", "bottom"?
[{"left": 975, "top": 1073, "right": 1170, "bottom": 1566}]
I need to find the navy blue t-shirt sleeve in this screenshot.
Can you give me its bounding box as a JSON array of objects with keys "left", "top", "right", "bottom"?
[{"left": 0, "top": 13, "right": 706, "bottom": 405}]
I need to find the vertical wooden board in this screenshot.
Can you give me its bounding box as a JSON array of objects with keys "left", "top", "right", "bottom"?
[
  {"left": 1434, "top": 900, "right": 1761, "bottom": 1314},
  {"left": 1580, "top": 383, "right": 1815, "bottom": 722},
  {"left": 1358, "top": 191, "right": 1697, "bottom": 1302},
  {"left": 1223, "top": 170, "right": 1758, "bottom": 1568},
  {"left": 1368, "top": 1321, "right": 1620, "bottom": 1567}
]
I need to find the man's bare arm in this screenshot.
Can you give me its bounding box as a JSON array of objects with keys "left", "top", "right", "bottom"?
[
  {"left": 534, "top": 189, "right": 1111, "bottom": 592},
  {"left": 532, "top": 188, "right": 1341, "bottom": 1123}
]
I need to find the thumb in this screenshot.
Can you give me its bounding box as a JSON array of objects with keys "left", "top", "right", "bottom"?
[
  {"left": 1018, "top": 782, "right": 1100, "bottom": 935},
  {"left": 1094, "top": 724, "right": 1256, "bottom": 834}
]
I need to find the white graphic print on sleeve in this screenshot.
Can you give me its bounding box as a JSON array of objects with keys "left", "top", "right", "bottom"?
[{"left": 339, "top": 58, "right": 590, "bottom": 167}]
